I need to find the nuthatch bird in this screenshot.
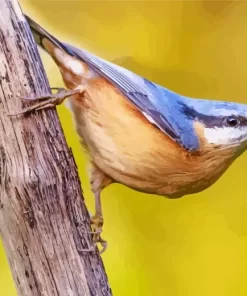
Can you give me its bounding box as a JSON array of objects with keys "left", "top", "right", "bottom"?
[{"left": 18, "top": 15, "right": 247, "bottom": 253}]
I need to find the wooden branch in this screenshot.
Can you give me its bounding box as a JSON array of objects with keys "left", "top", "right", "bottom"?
[{"left": 0, "top": 1, "right": 112, "bottom": 295}]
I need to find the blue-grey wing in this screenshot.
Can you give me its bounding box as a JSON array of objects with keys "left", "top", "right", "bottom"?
[{"left": 63, "top": 43, "right": 199, "bottom": 151}]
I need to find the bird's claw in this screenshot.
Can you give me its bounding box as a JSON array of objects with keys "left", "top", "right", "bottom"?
[
  {"left": 7, "top": 86, "right": 85, "bottom": 117},
  {"left": 91, "top": 214, "right": 107, "bottom": 254},
  {"left": 78, "top": 236, "right": 107, "bottom": 255},
  {"left": 81, "top": 214, "right": 107, "bottom": 255}
]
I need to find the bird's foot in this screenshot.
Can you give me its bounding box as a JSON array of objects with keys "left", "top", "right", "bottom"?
[
  {"left": 79, "top": 215, "right": 107, "bottom": 255},
  {"left": 90, "top": 214, "right": 107, "bottom": 254},
  {"left": 78, "top": 236, "right": 107, "bottom": 255},
  {"left": 7, "top": 86, "right": 85, "bottom": 116}
]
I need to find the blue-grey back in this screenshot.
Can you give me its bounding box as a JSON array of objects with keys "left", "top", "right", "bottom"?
[{"left": 64, "top": 43, "right": 200, "bottom": 151}]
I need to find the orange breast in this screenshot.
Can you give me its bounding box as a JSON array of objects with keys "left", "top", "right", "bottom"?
[
  {"left": 64, "top": 77, "right": 236, "bottom": 197},
  {"left": 45, "top": 44, "right": 236, "bottom": 197}
]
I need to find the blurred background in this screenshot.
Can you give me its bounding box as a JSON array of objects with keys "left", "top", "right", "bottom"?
[{"left": 1, "top": 0, "right": 247, "bottom": 295}]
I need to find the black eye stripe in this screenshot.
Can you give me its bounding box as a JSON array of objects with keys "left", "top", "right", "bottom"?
[
  {"left": 235, "top": 116, "right": 247, "bottom": 125},
  {"left": 181, "top": 103, "right": 247, "bottom": 128},
  {"left": 198, "top": 115, "right": 247, "bottom": 128}
]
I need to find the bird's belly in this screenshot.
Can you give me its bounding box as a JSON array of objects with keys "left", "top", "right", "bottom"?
[{"left": 66, "top": 78, "right": 233, "bottom": 198}]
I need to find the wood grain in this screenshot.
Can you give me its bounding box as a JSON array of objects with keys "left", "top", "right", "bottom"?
[{"left": 0, "top": 1, "right": 112, "bottom": 295}]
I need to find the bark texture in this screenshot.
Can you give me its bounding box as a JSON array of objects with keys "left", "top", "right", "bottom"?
[{"left": 0, "top": 1, "right": 112, "bottom": 295}]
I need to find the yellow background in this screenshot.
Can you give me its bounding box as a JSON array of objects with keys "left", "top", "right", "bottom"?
[{"left": 1, "top": 1, "right": 247, "bottom": 295}]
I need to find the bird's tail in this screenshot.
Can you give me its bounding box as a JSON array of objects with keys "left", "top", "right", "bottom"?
[{"left": 24, "top": 14, "right": 74, "bottom": 56}]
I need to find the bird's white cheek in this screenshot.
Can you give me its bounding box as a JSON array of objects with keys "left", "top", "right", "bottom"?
[{"left": 204, "top": 127, "right": 245, "bottom": 145}]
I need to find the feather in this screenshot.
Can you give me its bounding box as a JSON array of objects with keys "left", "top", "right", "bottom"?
[{"left": 25, "top": 14, "right": 200, "bottom": 151}]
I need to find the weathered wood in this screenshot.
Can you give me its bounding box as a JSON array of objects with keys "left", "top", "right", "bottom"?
[{"left": 0, "top": 1, "right": 112, "bottom": 295}]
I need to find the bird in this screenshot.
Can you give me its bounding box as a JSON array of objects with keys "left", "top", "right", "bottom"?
[{"left": 18, "top": 15, "right": 247, "bottom": 254}]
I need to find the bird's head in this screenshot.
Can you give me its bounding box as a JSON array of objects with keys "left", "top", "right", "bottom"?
[{"left": 182, "top": 97, "right": 247, "bottom": 153}]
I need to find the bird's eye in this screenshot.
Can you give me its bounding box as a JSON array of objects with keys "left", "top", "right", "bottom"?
[{"left": 225, "top": 116, "right": 239, "bottom": 127}]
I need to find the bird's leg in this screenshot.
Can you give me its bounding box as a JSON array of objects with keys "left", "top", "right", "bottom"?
[
  {"left": 90, "top": 191, "right": 107, "bottom": 254},
  {"left": 80, "top": 164, "right": 113, "bottom": 254},
  {"left": 7, "top": 85, "right": 86, "bottom": 116}
]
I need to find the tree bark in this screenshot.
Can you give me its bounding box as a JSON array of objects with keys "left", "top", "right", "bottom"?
[{"left": 0, "top": 1, "right": 112, "bottom": 296}]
